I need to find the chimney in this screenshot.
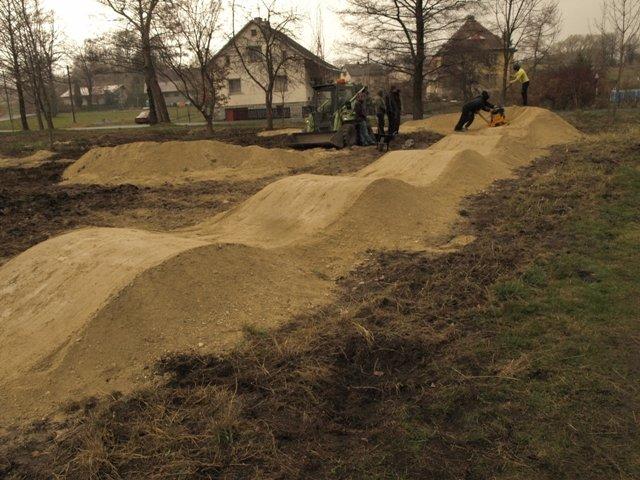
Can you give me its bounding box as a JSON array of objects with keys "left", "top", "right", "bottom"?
[{"left": 466, "top": 15, "right": 475, "bottom": 21}]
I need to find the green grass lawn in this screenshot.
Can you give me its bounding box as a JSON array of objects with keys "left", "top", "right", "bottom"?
[
  {"left": 0, "top": 108, "right": 147, "bottom": 130},
  {"left": 0, "top": 108, "right": 305, "bottom": 131},
  {"left": 0, "top": 108, "right": 144, "bottom": 130}
]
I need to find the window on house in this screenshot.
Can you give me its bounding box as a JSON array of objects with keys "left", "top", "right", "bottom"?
[
  {"left": 228, "top": 78, "right": 241, "bottom": 94},
  {"left": 246, "top": 45, "right": 262, "bottom": 62},
  {"left": 251, "top": 28, "right": 258, "bottom": 37},
  {"left": 274, "top": 75, "right": 288, "bottom": 92},
  {"left": 224, "top": 55, "right": 231, "bottom": 66}
]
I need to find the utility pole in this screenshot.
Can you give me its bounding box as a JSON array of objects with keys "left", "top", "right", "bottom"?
[
  {"left": 2, "top": 73, "right": 15, "bottom": 132},
  {"left": 66, "top": 65, "right": 77, "bottom": 123}
]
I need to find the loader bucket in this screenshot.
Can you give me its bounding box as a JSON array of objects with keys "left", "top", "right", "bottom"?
[{"left": 290, "top": 124, "right": 357, "bottom": 150}]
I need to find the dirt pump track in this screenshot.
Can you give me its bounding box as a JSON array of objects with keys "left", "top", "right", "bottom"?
[{"left": 0, "top": 107, "right": 581, "bottom": 423}]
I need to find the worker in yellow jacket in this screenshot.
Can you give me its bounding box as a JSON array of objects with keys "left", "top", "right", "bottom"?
[{"left": 510, "top": 62, "right": 530, "bottom": 106}]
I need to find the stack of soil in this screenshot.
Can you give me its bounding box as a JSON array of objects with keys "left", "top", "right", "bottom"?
[
  {"left": 401, "top": 106, "right": 579, "bottom": 147},
  {"left": 62, "top": 140, "right": 318, "bottom": 185}
]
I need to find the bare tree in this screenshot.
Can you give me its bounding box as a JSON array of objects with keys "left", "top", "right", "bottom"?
[
  {"left": 0, "top": 0, "right": 29, "bottom": 130},
  {"left": 15, "top": 0, "right": 60, "bottom": 134},
  {"left": 341, "top": 0, "right": 477, "bottom": 120},
  {"left": 552, "top": 33, "right": 616, "bottom": 70},
  {"left": 73, "top": 38, "right": 108, "bottom": 107},
  {"left": 597, "top": 0, "right": 640, "bottom": 113},
  {"left": 98, "top": 0, "right": 171, "bottom": 124},
  {"left": 436, "top": 30, "right": 500, "bottom": 100},
  {"left": 520, "top": 2, "right": 562, "bottom": 75},
  {"left": 158, "top": 0, "right": 227, "bottom": 133},
  {"left": 489, "top": 0, "right": 555, "bottom": 102},
  {"left": 230, "top": 1, "right": 303, "bottom": 130}
]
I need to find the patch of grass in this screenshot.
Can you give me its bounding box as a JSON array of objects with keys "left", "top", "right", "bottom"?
[
  {"left": 1, "top": 124, "right": 639, "bottom": 479},
  {"left": 0, "top": 109, "right": 306, "bottom": 131},
  {"left": 241, "top": 323, "right": 270, "bottom": 339},
  {"left": 0, "top": 109, "right": 143, "bottom": 130},
  {"left": 559, "top": 107, "right": 640, "bottom": 134}
]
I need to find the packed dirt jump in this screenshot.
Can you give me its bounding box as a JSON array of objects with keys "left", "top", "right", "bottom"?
[
  {"left": 62, "top": 140, "right": 319, "bottom": 185},
  {"left": 0, "top": 107, "right": 581, "bottom": 423}
]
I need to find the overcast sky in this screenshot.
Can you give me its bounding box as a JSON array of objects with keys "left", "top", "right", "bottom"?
[{"left": 43, "top": 0, "right": 604, "bottom": 61}]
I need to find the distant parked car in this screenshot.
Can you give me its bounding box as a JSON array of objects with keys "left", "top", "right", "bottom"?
[{"left": 135, "top": 108, "right": 150, "bottom": 124}]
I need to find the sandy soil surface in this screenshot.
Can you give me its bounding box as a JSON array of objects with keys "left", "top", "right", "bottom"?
[
  {"left": 0, "top": 108, "right": 580, "bottom": 423},
  {"left": 62, "top": 140, "right": 321, "bottom": 186},
  {"left": 0, "top": 150, "right": 55, "bottom": 169}
]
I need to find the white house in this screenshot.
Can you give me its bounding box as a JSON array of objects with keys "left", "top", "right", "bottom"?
[
  {"left": 215, "top": 18, "right": 340, "bottom": 121},
  {"left": 158, "top": 80, "right": 191, "bottom": 106},
  {"left": 340, "top": 63, "right": 391, "bottom": 92},
  {"left": 60, "top": 84, "right": 126, "bottom": 107}
]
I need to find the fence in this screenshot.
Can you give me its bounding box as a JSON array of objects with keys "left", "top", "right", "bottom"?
[{"left": 610, "top": 89, "right": 640, "bottom": 105}]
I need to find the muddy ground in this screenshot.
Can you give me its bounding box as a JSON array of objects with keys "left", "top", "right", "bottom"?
[{"left": 0, "top": 130, "right": 442, "bottom": 265}]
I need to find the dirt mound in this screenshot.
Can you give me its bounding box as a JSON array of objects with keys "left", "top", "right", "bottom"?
[
  {"left": 402, "top": 112, "right": 480, "bottom": 134},
  {"left": 62, "top": 140, "right": 317, "bottom": 186},
  {"left": 0, "top": 107, "right": 582, "bottom": 423},
  {"left": 0, "top": 228, "right": 208, "bottom": 386},
  {"left": 0, "top": 150, "right": 55, "bottom": 169},
  {"left": 401, "top": 106, "right": 581, "bottom": 145},
  {"left": 0, "top": 237, "right": 327, "bottom": 421},
  {"left": 194, "top": 174, "right": 375, "bottom": 247}
]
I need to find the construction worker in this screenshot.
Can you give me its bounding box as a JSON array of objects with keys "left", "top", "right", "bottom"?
[
  {"left": 391, "top": 86, "right": 402, "bottom": 134},
  {"left": 385, "top": 87, "right": 398, "bottom": 135},
  {"left": 373, "top": 90, "right": 387, "bottom": 136},
  {"left": 354, "top": 92, "right": 375, "bottom": 146},
  {"left": 454, "top": 90, "right": 494, "bottom": 132},
  {"left": 510, "top": 62, "right": 530, "bottom": 106}
]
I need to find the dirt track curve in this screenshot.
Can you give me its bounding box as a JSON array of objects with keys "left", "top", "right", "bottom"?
[{"left": 0, "top": 107, "right": 581, "bottom": 423}]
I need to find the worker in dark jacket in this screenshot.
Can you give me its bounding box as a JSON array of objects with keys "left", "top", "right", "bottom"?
[
  {"left": 454, "top": 91, "right": 494, "bottom": 132},
  {"left": 385, "top": 88, "right": 398, "bottom": 135},
  {"left": 390, "top": 87, "right": 402, "bottom": 134},
  {"left": 354, "top": 92, "right": 375, "bottom": 146},
  {"left": 373, "top": 90, "right": 387, "bottom": 136}
]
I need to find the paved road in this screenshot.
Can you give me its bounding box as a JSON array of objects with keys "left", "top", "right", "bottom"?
[
  {"left": 0, "top": 113, "right": 34, "bottom": 122},
  {"left": 65, "top": 124, "right": 150, "bottom": 131}
]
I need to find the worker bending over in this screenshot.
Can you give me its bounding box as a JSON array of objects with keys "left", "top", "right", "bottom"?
[
  {"left": 510, "top": 62, "right": 530, "bottom": 106},
  {"left": 454, "top": 91, "right": 494, "bottom": 132}
]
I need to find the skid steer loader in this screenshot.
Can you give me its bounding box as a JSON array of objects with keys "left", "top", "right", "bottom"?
[{"left": 290, "top": 81, "right": 365, "bottom": 149}]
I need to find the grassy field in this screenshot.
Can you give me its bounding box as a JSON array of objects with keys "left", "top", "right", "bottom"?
[
  {"left": 1, "top": 111, "right": 638, "bottom": 478},
  {"left": 0, "top": 108, "right": 144, "bottom": 130},
  {"left": 0, "top": 120, "right": 308, "bottom": 158},
  {"left": 0, "top": 108, "right": 306, "bottom": 131}
]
